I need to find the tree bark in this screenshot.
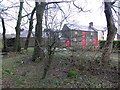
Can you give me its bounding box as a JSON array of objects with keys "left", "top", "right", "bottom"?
[
  {"left": 101, "top": 1, "right": 117, "bottom": 64},
  {"left": 24, "top": 7, "right": 36, "bottom": 50},
  {"left": 42, "top": 40, "right": 56, "bottom": 79},
  {"left": 42, "top": 53, "right": 52, "bottom": 79},
  {"left": 13, "top": 1, "right": 23, "bottom": 52},
  {"left": 32, "top": 2, "right": 45, "bottom": 61},
  {"left": 1, "top": 17, "right": 7, "bottom": 52}
]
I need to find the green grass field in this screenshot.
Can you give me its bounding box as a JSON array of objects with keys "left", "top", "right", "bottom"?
[{"left": 0, "top": 39, "right": 2, "bottom": 49}]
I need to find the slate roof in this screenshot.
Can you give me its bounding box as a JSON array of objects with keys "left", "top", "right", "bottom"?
[
  {"left": 20, "top": 30, "right": 34, "bottom": 37},
  {"left": 65, "top": 24, "right": 107, "bottom": 32},
  {"left": 5, "top": 34, "right": 16, "bottom": 39}
]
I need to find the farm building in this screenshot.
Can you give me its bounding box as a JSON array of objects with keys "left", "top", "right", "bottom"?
[
  {"left": 61, "top": 22, "right": 120, "bottom": 47},
  {"left": 61, "top": 22, "right": 107, "bottom": 47},
  {"left": 5, "top": 28, "right": 61, "bottom": 48},
  {"left": 4, "top": 23, "right": 120, "bottom": 49},
  {"left": 5, "top": 29, "right": 35, "bottom": 48}
]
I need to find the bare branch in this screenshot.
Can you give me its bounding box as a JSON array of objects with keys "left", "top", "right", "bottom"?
[
  {"left": 46, "top": 1, "right": 72, "bottom": 5},
  {"left": 22, "top": 13, "right": 31, "bottom": 18},
  {"left": 113, "top": 5, "right": 120, "bottom": 8},
  {"left": 111, "top": 0, "right": 118, "bottom": 5},
  {"left": 73, "top": 1, "right": 90, "bottom": 12},
  {"left": 4, "top": 13, "right": 18, "bottom": 20},
  {"left": 45, "top": 5, "right": 57, "bottom": 10},
  {"left": 111, "top": 6, "right": 119, "bottom": 16},
  {"left": 73, "top": 1, "right": 83, "bottom": 11},
  {"left": 1, "top": 5, "right": 19, "bottom": 12},
  {"left": 25, "top": 0, "right": 33, "bottom": 8},
  {"left": 23, "top": 7, "right": 30, "bottom": 19},
  {"left": 55, "top": 3, "right": 65, "bottom": 16},
  {"left": 0, "top": 0, "right": 3, "bottom": 3}
]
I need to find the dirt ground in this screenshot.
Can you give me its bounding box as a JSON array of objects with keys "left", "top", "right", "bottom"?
[{"left": 2, "top": 48, "right": 120, "bottom": 88}]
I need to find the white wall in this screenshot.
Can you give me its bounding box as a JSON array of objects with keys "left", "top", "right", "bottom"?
[
  {"left": 98, "top": 31, "right": 104, "bottom": 40},
  {"left": 100, "top": 30, "right": 118, "bottom": 40},
  {"left": 104, "top": 30, "right": 107, "bottom": 40},
  {"left": 114, "top": 34, "right": 117, "bottom": 40}
]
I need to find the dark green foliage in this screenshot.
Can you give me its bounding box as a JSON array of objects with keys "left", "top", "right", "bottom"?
[
  {"left": 4, "top": 69, "right": 11, "bottom": 74},
  {"left": 113, "top": 40, "right": 120, "bottom": 49},
  {"left": 6, "top": 38, "right": 15, "bottom": 47},
  {"left": 99, "top": 40, "right": 120, "bottom": 50}
]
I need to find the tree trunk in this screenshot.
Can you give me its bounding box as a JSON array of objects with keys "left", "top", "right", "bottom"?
[
  {"left": 42, "top": 53, "right": 52, "bottom": 79},
  {"left": 101, "top": 2, "right": 117, "bottom": 64},
  {"left": 24, "top": 7, "right": 36, "bottom": 50},
  {"left": 32, "top": 2, "right": 45, "bottom": 61},
  {"left": 13, "top": 2, "right": 23, "bottom": 52},
  {"left": 42, "top": 33, "right": 56, "bottom": 79},
  {"left": 1, "top": 17, "right": 7, "bottom": 52}
]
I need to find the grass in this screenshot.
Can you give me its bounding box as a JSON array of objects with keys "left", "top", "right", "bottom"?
[
  {"left": 2, "top": 47, "right": 119, "bottom": 88},
  {"left": 26, "top": 47, "right": 34, "bottom": 52},
  {"left": 0, "top": 38, "right": 2, "bottom": 49},
  {"left": 67, "top": 69, "right": 78, "bottom": 78},
  {"left": 0, "top": 55, "right": 2, "bottom": 79}
]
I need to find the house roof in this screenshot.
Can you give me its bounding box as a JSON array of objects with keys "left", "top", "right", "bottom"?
[
  {"left": 6, "top": 34, "right": 16, "bottom": 38},
  {"left": 65, "top": 24, "right": 107, "bottom": 32},
  {"left": 20, "top": 30, "right": 34, "bottom": 37}
]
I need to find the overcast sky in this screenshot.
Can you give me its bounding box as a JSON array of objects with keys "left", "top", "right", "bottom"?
[{"left": 0, "top": 0, "right": 118, "bottom": 34}]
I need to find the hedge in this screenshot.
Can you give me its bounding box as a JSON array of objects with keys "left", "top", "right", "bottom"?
[{"left": 99, "top": 40, "right": 120, "bottom": 50}]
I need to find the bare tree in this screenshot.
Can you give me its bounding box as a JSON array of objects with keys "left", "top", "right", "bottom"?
[
  {"left": 42, "top": 2, "right": 71, "bottom": 79},
  {"left": 24, "top": 7, "right": 36, "bottom": 50},
  {"left": 32, "top": 1, "right": 72, "bottom": 62},
  {"left": 101, "top": 0, "right": 117, "bottom": 64},
  {"left": 13, "top": 0, "right": 24, "bottom": 52},
  {"left": 32, "top": 2, "right": 45, "bottom": 61},
  {"left": 0, "top": 1, "right": 18, "bottom": 52},
  {"left": 41, "top": 0, "right": 91, "bottom": 79},
  {"left": 1, "top": 16, "right": 7, "bottom": 52}
]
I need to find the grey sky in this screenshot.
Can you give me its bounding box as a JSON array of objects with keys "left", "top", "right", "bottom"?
[{"left": 0, "top": 0, "right": 118, "bottom": 34}]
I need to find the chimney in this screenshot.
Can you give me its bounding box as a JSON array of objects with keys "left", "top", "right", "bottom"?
[
  {"left": 89, "top": 22, "right": 93, "bottom": 28},
  {"left": 88, "top": 22, "right": 97, "bottom": 32}
]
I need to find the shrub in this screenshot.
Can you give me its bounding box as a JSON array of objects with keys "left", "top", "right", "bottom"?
[{"left": 99, "top": 40, "right": 120, "bottom": 50}]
